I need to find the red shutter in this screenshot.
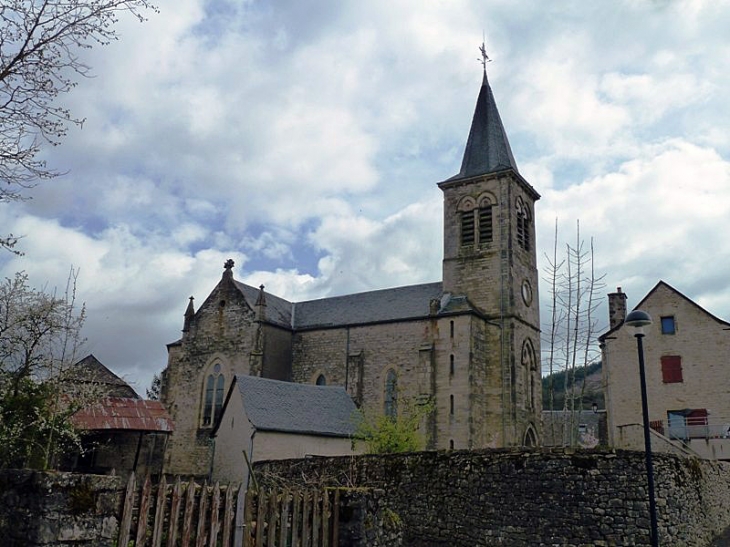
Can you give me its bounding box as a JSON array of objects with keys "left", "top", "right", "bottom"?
[{"left": 661, "top": 356, "right": 683, "bottom": 383}]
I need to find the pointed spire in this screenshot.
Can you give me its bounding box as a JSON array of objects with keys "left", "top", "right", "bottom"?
[
  {"left": 183, "top": 296, "right": 195, "bottom": 332},
  {"left": 447, "top": 56, "right": 518, "bottom": 182}
]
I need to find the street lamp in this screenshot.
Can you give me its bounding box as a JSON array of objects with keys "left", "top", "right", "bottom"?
[{"left": 624, "top": 309, "right": 658, "bottom": 547}]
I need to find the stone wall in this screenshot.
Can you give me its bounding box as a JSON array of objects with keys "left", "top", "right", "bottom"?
[
  {"left": 0, "top": 470, "right": 122, "bottom": 547},
  {"left": 255, "top": 448, "right": 730, "bottom": 547}
]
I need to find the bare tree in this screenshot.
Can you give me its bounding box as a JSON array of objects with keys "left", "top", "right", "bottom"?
[
  {"left": 0, "top": 269, "right": 98, "bottom": 469},
  {"left": 0, "top": 0, "right": 156, "bottom": 252},
  {"left": 542, "top": 220, "right": 606, "bottom": 446}
]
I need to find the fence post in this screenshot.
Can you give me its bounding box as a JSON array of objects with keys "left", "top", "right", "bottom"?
[
  {"left": 135, "top": 475, "right": 153, "bottom": 547},
  {"left": 118, "top": 471, "right": 137, "bottom": 547}
]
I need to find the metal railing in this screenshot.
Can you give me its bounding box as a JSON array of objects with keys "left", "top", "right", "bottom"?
[{"left": 651, "top": 417, "right": 730, "bottom": 441}]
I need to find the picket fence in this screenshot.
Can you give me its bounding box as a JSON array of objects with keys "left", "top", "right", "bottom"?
[{"left": 117, "top": 473, "right": 339, "bottom": 547}]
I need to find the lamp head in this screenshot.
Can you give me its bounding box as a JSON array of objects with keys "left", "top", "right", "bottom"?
[{"left": 625, "top": 309, "right": 652, "bottom": 335}]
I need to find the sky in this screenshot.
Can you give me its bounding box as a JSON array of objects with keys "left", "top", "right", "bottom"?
[{"left": 2, "top": 0, "right": 730, "bottom": 396}]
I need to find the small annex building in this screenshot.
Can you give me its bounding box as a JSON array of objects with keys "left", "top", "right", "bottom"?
[
  {"left": 600, "top": 282, "right": 730, "bottom": 460},
  {"left": 59, "top": 355, "right": 174, "bottom": 479},
  {"left": 211, "top": 375, "right": 358, "bottom": 486}
]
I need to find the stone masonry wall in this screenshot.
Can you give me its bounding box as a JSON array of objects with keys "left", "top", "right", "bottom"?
[
  {"left": 0, "top": 470, "right": 122, "bottom": 547},
  {"left": 255, "top": 448, "right": 730, "bottom": 547}
]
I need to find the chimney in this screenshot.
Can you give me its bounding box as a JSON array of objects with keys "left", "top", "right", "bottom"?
[{"left": 608, "top": 287, "right": 628, "bottom": 329}]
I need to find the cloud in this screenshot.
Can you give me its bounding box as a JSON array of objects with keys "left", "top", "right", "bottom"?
[{"left": 3, "top": 0, "right": 730, "bottom": 391}]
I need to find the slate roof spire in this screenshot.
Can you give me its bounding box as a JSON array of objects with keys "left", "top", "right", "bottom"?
[{"left": 448, "top": 57, "right": 518, "bottom": 182}]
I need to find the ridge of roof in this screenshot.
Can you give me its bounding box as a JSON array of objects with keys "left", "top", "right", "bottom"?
[
  {"left": 231, "top": 280, "right": 445, "bottom": 330},
  {"left": 598, "top": 280, "right": 730, "bottom": 341},
  {"left": 445, "top": 70, "right": 518, "bottom": 182}
]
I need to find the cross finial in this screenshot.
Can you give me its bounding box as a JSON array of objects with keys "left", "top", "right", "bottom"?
[{"left": 478, "top": 37, "right": 491, "bottom": 72}]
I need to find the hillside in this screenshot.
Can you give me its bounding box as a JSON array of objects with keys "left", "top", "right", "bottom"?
[{"left": 542, "top": 361, "right": 604, "bottom": 411}]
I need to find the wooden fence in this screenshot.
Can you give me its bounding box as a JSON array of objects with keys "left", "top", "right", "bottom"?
[
  {"left": 242, "top": 487, "right": 339, "bottom": 547},
  {"left": 117, "top": 474, "right": 338, "bottom": 547}
]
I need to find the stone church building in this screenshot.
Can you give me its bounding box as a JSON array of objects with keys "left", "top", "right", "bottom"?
[{"left": 160, "top": 69, "right": 542, "bottom": 478}]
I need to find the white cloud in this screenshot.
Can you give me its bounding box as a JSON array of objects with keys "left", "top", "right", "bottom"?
[{"left": 3, "top": 0, "right": 730, "bottom": 391}]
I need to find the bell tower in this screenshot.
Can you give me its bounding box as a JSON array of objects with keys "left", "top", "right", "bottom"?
[{"left": 438, "top": 58, "right": 541, "bottom": 445}]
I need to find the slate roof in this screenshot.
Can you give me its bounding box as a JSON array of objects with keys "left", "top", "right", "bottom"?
[
  {"left": 230, "top": 375, "right": 357, "bottom": 437},
  {"left": 234, "top": 281, "right": 294, "bottom": 327},
  {"left": 232, "top": 281, "right": 446, "bottom": 330},
  {"left": 71, "top": 398, "right": 174, "bottom": 432},
  {"left": 446, "top": 70, "right": 519, "bottom": 182},
  {"left": 292, "top": 282, "right": 444, "bottom": 329}
]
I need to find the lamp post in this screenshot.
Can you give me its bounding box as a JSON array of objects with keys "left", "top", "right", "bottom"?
[{"left": 624, "top": 309, "right": 658, "bottom": 547}]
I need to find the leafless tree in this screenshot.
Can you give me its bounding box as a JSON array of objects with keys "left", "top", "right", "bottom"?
[
  {"left": 0, "top": 0, "right": 156, "bottom": 252},
  {"left": 542, "top": 220, "right": 606, "bottom": 446}
]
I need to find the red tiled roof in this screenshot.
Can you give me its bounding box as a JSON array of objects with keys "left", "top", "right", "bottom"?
[{"left": 71, "top": 398, "right": 174, "bottom": 432}]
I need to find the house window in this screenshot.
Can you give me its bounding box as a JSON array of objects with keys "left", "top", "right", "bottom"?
[
  {"left": 450, "top": 394, "right": 455, "bottom": 415},
  {"left": 450, "top": 354, "right": 455, "bottom": 376},
  {"left": 661, "top": 355, "right": 683, "bottom": 383},
  {"left": 450, "top": 320, "right": 454, "bottom": 339},
  {"left": 516, "top": 197, "right": 531, "bottom": 251},
  {"left": 316, "top": 374, "right": 326, "bottom": 386},
  {"left": 384, "top": 369, "right": 397, "bottom": 419},
  {"left": 661, "top": 316, "right": 676, "bottom": 334},
  {"left": 202, "top": 364, "right": 225, "bottom": 427}
]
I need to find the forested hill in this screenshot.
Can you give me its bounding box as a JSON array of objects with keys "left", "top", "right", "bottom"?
[{"left": 542, "top": 361, "right": 603, "bottom": 411}]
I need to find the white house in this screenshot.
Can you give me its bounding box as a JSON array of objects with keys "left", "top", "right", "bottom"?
[{"left": 211, "top": 375, "right": 359, "bottom": 485}]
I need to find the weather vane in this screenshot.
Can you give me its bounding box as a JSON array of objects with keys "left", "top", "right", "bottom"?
[{"left": 478, "top": 35, "right": 491, "bottom": 71}]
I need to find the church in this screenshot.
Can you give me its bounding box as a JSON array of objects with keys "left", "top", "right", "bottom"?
[{"left": 160, "top": 67, "right": 542, "bottom": 478}]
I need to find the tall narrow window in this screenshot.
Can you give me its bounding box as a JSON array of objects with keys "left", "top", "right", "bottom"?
[
  {"left": 516, "top": 197, "right": 531, "bottom": 251},
  {"left": 202, "top": 364, "right": 225, "bottom": 427},
  {"left": 522, "top": 339, "right": 537, "bottom": 410},
  {"left": 450, "top": 354, "right": 455, "bottom": 376},
  {"left": 450, "top": 320, "right": 454, "bottom": 339},
  {"left": 450, "top": 394, "right": 454, "bottom": 415},
  {"left": 478, "top": 202, "right": 493, "bottom": 245},
  {"left": 384, "top": 369, "right": 397, "bottom": 419},
  {"left": 460, "top": 210, "right": 476, "bottom": 246}
]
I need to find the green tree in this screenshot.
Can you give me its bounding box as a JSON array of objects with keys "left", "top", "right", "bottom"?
[
  {"left": 0, "top": 270, "right": 91, "bottom": 469},
  {"left": 354, "top": 396, "right": 433, "bottom": 454},
  {"left": 0, "top": 0, "right": 156, "bottom": 253}
]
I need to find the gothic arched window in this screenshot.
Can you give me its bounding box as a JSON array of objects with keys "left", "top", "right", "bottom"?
[
  {"left": 521, "top": 339, "right": 537, "bottom": 410},
  {"left": 202, "top": 364, "right": 225, "bottom": 427},
  {"left": 516, "top": 197, "right": 531, "bottom": 251},
  {"left": 384, "top": 369, "right": 398, "bottom": 419},
  {"left": 316, "top": 374, "right": 327, "bottom": 386}
]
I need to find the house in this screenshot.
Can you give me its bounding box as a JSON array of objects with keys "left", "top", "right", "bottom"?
[
  {"left": 211, "top": 375, "right": 358, "bottom": 486},
  {"left": 599, "top": 282, "right": 730, "bottom": 460},
  {"left": 161, "top": 66, "right": 542, "bottom": 478},
  {"left": 59, "top": 355, "right": 174, "bottom": 478}
]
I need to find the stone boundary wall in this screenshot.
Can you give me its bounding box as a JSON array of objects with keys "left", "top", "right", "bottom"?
[
  {"left": 255, "top": 448, "right": 730, "bottom": 547},
  {"left": 0, "top": 470, "right": 122, "bottom": 547}
]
